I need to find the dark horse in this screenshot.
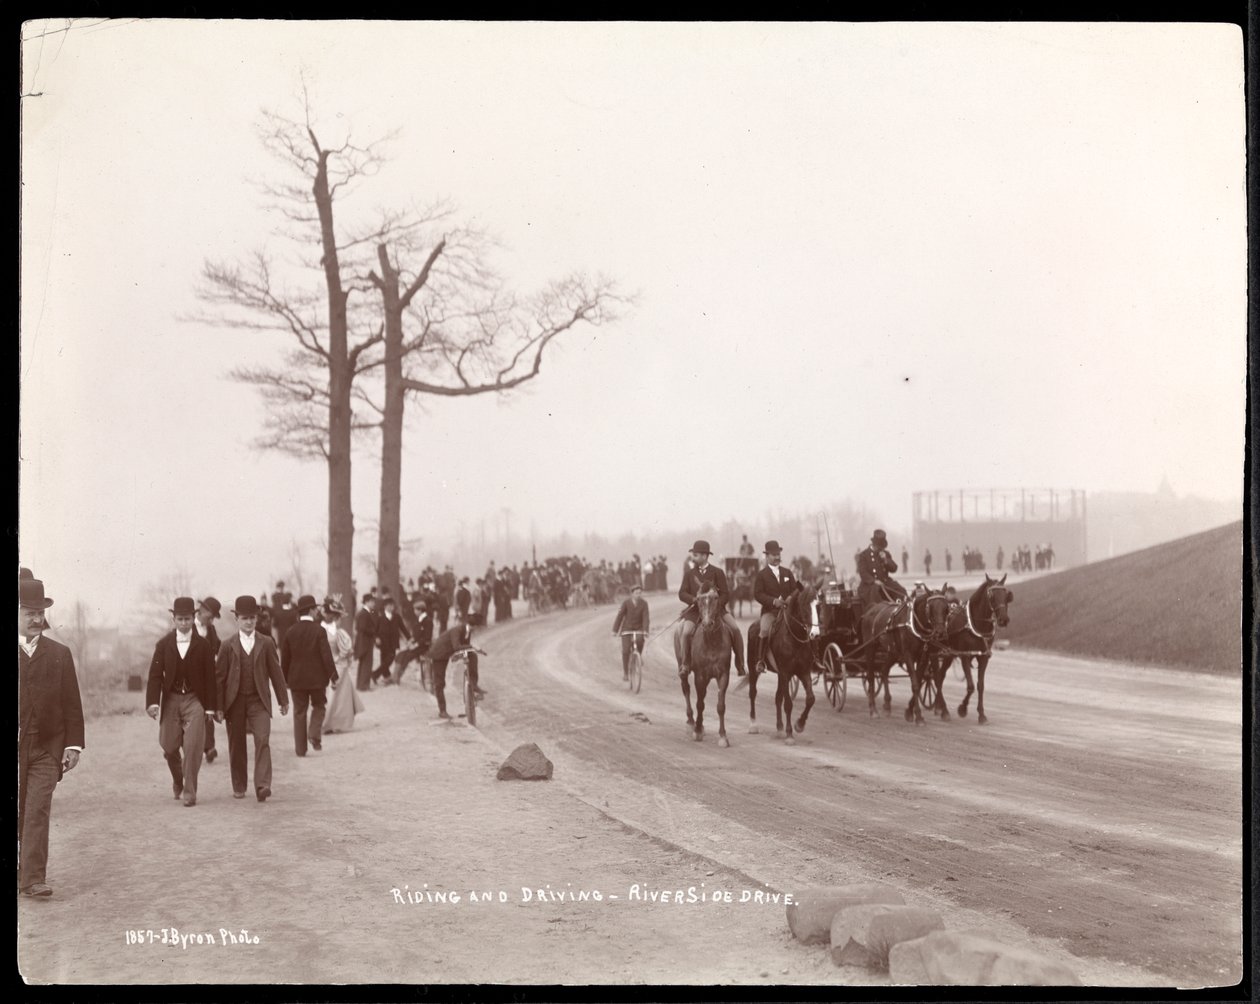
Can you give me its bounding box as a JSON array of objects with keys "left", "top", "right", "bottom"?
[
  {"left": 673, "top": 587, "right": 732, "bottom": 746},
  {"left": 730, "top": 566, "right": 755, "bottom": 617},
  {"left": 929, "top": 574, "right": 1012, "bottom": 724},
  {"left": 857, "top": 586, "right": 945, "bottom": 723},
  {"left": 744, "top": 584, "right": 817, "bottom": 744}
]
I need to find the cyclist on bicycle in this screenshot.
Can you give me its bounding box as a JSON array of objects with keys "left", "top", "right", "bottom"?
[
  {"left": 427, "top": 614, "right": 485, "bottom": 720},
  {"left": 612, "top": 582, "right": 650, "bottom": 681}
]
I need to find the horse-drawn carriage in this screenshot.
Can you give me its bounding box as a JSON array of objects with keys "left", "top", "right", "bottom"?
[{"left": 724, "top": 556, "right": 759, "bottom": 617}]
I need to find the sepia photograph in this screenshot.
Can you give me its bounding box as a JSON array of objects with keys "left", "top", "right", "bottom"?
[{"left": 18, "top": 19, "right": 1247, "bottom": 990}]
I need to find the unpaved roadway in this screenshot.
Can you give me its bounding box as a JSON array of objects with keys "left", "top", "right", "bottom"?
[
  {"left": 477, "top": 595, "right": 1243, "bottom": 988},
  {"left": 18, "top": 595, "right": 1242, "bottom": 987}
]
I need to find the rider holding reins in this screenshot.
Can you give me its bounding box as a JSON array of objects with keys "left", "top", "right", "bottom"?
[
  {"left": 677, "top": 540, "right": 746, "bottom": 679},
  {"left": 856, "top": 529, "right": 908, "bottom": 609},
  {"left": 752, "top": 539, "right": 800, "bottom": 672}
]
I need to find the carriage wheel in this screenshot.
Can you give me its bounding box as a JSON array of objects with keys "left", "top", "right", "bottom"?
[
  {"left": 823, "top": 643, "right": 847, "bottom": 711},
  {"left": 919, "top": 669, "right": 938, "bottom": 710},
  {"left": 628, "top": 649, "right": 643, "bottom": 694},
  {"left": 789, "top": 675, "right": 801, "bottom": 700}
]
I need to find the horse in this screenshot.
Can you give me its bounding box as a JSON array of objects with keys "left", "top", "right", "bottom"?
[
  {"left": 856, "top": 586, "right": 919, "bottom": 719},
  {"left": 929, "top": 574, "right": 1012, "bottom": 724},
  {"left": 744, "top": 584, "right": 817, "bottom": 744},
  {"left": 730, "top": 567, "right": 755, "bottom": 617},
  {"left": 898, "top": 589, "right": 952, "bottom": 724},
  {"left": 672, "top": 587, "right": 733, "bottom": 747}
]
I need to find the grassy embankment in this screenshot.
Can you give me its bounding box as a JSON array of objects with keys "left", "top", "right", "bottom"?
[{"left": 994, "top": 521, "right": 1244, "bottom": 674}]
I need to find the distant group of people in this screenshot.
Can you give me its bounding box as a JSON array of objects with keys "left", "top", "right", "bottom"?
[{"left": 996, "top": 544, "right": 1052, "bottom": 572}]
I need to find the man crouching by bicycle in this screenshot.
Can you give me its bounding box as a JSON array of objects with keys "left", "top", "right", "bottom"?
[
  {"left": 428, "top": 613, "right": 486, "bottom": 720},
  {"left": 612, "top": 583, "right": 650, "bottom": 681}
]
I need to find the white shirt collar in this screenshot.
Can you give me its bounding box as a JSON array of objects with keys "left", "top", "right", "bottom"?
[
  {"left": 20, "top": 634, "right": 40, "bottom": 656},
  {"left": 239, "top": 632, "right": 256, "bottom": 654}
]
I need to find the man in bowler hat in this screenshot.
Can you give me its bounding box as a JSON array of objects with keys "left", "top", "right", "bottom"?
[
  {"left": 281, "top": 594, "right": 337, "bottom": 756},
  {"left": 215, "top": 595, "right": 289, "bottom": 801},
  {"left": 18, "top": 577, "right": 84, "bottom": 897},
  {"left": 677, "top": 540, "right": 746, "bottom": 678},
  {"left": 752, "top": 540, "right": 800, "bottom": 672},
  {"left": 857, "top": 529, "right": 907, "bottom": 609},
  {"left": 146, "top": 597, "right": 218, "bottom": 806},
  {"left": 194, "top": 596, "right": 223, "bottom": 763},
  {"left": 353, "top": 593, "right": 378, "bottom": 691}
]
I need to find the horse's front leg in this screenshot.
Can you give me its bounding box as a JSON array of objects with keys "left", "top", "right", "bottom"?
[
  {"left": 796, "top": 672, "right": 816, "bottom": 734},
  {"left": 747, "top": 663, "right": 761, "bottom": 733},
  {"left": 976, "top": 654, "right": 990, "bottom": 724},
  {"left": 693, "top": 676, "right": 708, "bottom": 741},
  {"left": 904, "top": 649, "right": 925, "bottom": 725},
  {"left": 716, "top": 674, "right": 729, "bottom": 748},
  {"left": 957, "top": 656, "right": 976, "bottom": 718},
  {"left": 680, "top": 673, "right": 695, "bottom": 729},
  {"left": 865, "top": 649, "right": 878, "bottom": 717},
  {"left": 779, "top": 673, "right": 795, "bottom": 745}
]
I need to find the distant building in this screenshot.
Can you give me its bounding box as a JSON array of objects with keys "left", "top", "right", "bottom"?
[{"left": 912, "top": 488, "right": 1087, "bottom": 570}]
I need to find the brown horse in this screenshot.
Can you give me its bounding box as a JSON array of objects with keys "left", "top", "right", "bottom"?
[
  {"left": 931, "top": 574, "right": 1012, "bottom": 724},
  {"left": 745, "top": 583, "right": 816, "bottom": 744},
  {"left": 899, "top": 590, "right": 952, "bottom": 724},
  {"left": 673, "top": 587, "right": 732, "bottom": 746},
  {"left": 856, "top": 591, "right": 916, "bottom": 719}
]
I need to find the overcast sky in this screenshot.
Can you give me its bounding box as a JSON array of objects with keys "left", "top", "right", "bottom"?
[{"left": 19, "top": 20, "right": 1245, "bottom": 621}]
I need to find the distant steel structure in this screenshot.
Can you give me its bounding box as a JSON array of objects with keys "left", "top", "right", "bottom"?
[{"left": 910, "top": 488, "right": 1088, "bottom": 573}]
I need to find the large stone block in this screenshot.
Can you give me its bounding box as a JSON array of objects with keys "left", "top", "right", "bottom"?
[
  {"left": 888, "top": 929, "right": 1082, "bottom": 986},
  {"left": 831, "top": 904, "right": 945, "bottom": 968},
  {"left": 496, "top": 743, "right": 554, "bottom": 781},
  {"left": 785, "top": 883, "right": 906, "bottom": 944}
]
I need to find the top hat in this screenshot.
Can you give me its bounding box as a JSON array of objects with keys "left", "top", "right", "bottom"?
[
  {"left": 233, "top": 595, "right": 260, "bottom": 617},
  {"left": 198, "top": 596, "right": 222, "bottom": 619},
  {"left": 296, "top": 594, "right": 319, "bottom": 614},
  {"left": 170, "top": 596, "right": 196, "bottom": 617},
  {"left": 690, "top": 540, "right": 712, "bottom": 555},
  {"left": 19, "top": 579, "right": 54, "bottom": 610},
  {"left": 872, "top": 529, "right": 888, "bottom": 545},
  {"left": 763, "top": 540, "right": 782, "bottom": 554}
]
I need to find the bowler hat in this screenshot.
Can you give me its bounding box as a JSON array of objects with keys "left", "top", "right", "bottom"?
[
  {"left": 170, "top": 597, "right": 196, "bottom": 617},
  {"left": 323, "top": 595, "right": 347, "bottom": 617},
  {"left": 296, "top": 594, "right": 319, "bottom": 613},
  {"left": 233, "top": 595, "right": 260, "bottom": 617},
  {"left": 690, "top": 540, "right": 712, "bottom": 555},
  {"left": 19, "top": 566, "right": 34, "bottom": 581},
  {"left": 199, "top": 596, "right": 222, "bottom": 619},
  {"left": 763, "top": 540, "right": 782, "bottom": 555},
  {"left": 19, "top": 579, "right": 54, "bottom": 610},
  {"left": 630, "top": 582, "right": 643, "bottom": 591},
  {"left": 872, "top": 529, "right": 888, "bottom": 545}
]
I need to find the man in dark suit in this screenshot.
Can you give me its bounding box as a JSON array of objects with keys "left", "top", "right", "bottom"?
[
  {"left": 373, "top": 596, "right": 410, "bottom": 685},
  {"left": 216, "top": 595, "right": 289, "bottom": 801},
  {"left": 392, "top": 597, "right": 434, "bottom": 685},
  {"left": 611, "top": 583, "right": 650, "bottom": 681},
  {"left": 146, "top": 597, "right": 219, "bottom": 807},
  {"left": 194, "top": 596, "right": 223, "bottom": 764},
  {"left": 677, "top": 539, "right": 745, "bottom": 679},
  {"left": 353, "top": 594, "right": 377, "bottom": 691},
  {"left": 281, "top": 594, "right": 337, "bottom": 756},
  {"left": 428, "top": 614, "right": 484, "bottom": 720},
  {"left": 857, "top": 529, "right": 907, "bottom": 609},
  {"left": 454, "top": 578, "right": 472, "bottom": 622},
  {"left": 18, "top": 577, "right": 84, "bottom": 898},
  {"left": 752, "top": 540, "right": 800, "bottom": 671}
]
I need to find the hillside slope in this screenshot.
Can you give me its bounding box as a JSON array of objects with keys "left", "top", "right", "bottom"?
[{"left": 994, "top": 521, "right": 1244, "bottom": 673}]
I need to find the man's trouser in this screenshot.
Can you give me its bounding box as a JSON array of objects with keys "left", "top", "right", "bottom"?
[
  {"left": 620, "top": 634, "right": 645, "bottom": 676},
  {"left": 374, "top": 648, "right": 397, "bottom": 682},
  {"left": 18, "top": 741, "right": 59, "bottom": 889},
  {"left": 291, "top": 687, "right": 327, "bottom": 755},
  {"left": 391, "top": 645, "right": 428, "bottom": 684},
  {"left": 356, "top": 651, "right": 373, "bottom": 691},
  {"left": 757, "top": 611, "right": 777, "bottom": 666},
  {"left": 431, "top": 654, "right": 478, "bottom": 716},
  {"left": 225, "top": 693, "right": 272, "bottom": 795},
  {"left": 159, "top": 692, "right": 206, "bottom": 802}
]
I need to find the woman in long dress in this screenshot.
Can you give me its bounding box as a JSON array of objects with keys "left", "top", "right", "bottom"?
[{"left": 321, "top": 596, "right": 364, "bottom": 734}]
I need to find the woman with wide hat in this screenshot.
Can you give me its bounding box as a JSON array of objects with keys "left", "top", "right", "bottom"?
[{"left": 321, "top": 595, "right": 364, "bottom": 734}]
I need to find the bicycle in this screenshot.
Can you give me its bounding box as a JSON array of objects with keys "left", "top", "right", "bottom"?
[
  {"left": 448, "top": 646, "right": 487, "bottom": 726},
  {"left": 618, "top": 630, "right": 647, "bottom": 694}
]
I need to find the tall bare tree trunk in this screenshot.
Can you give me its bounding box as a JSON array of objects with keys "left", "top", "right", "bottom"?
[
  {"left": 313, "top": 139, "right": 355, "bottom": 605},
  {"left": 375, "top": 244, "right": 406, "bottom": 601}
]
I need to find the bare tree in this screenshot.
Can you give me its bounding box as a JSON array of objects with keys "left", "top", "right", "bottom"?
[
  {"left": 365, "top": 229, "right": 629, "bottom": 607},
  {"left": 192, "top": 91, "right": 392, "bottom": 605}
]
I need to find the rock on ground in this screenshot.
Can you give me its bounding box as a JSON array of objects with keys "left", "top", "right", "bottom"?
[
  {"left": 785, "top": 883, "right": 906, "bottom": 944},
  {"left": 888, "top": 929, "right": 1082, "bottom": 985},
  {"left": 831, "top": 904, "right": 945, "bottom": 968},
  {"left": 496, "top": 742, "right": 554, "bottom": 781}
]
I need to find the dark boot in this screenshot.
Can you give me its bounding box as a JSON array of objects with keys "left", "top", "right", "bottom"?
[{"left": 679, "top": 630, "right": 692, "bottom": 678}]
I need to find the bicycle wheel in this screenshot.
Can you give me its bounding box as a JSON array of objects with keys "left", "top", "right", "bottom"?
[
  {"left": 463, "top": 668, "right": 476, "bottom": 726},
  {"left": 629, "top": 649, "right": 643, "bottom": 693}
]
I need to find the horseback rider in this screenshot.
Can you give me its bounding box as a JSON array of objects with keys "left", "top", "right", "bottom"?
[
  {"left": 677, "top": 540, "right": 746, "bottom": 679},
  {"left": 752, "top": 540, "right": 800, "bottom": 672},
  {"left": 856, "top": 529, "right": 908, "bottom": 610}
]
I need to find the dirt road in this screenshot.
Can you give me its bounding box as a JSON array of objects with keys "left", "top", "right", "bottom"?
[{"left": 18, "top": 596, "right": 1242, "bottom": 987}]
